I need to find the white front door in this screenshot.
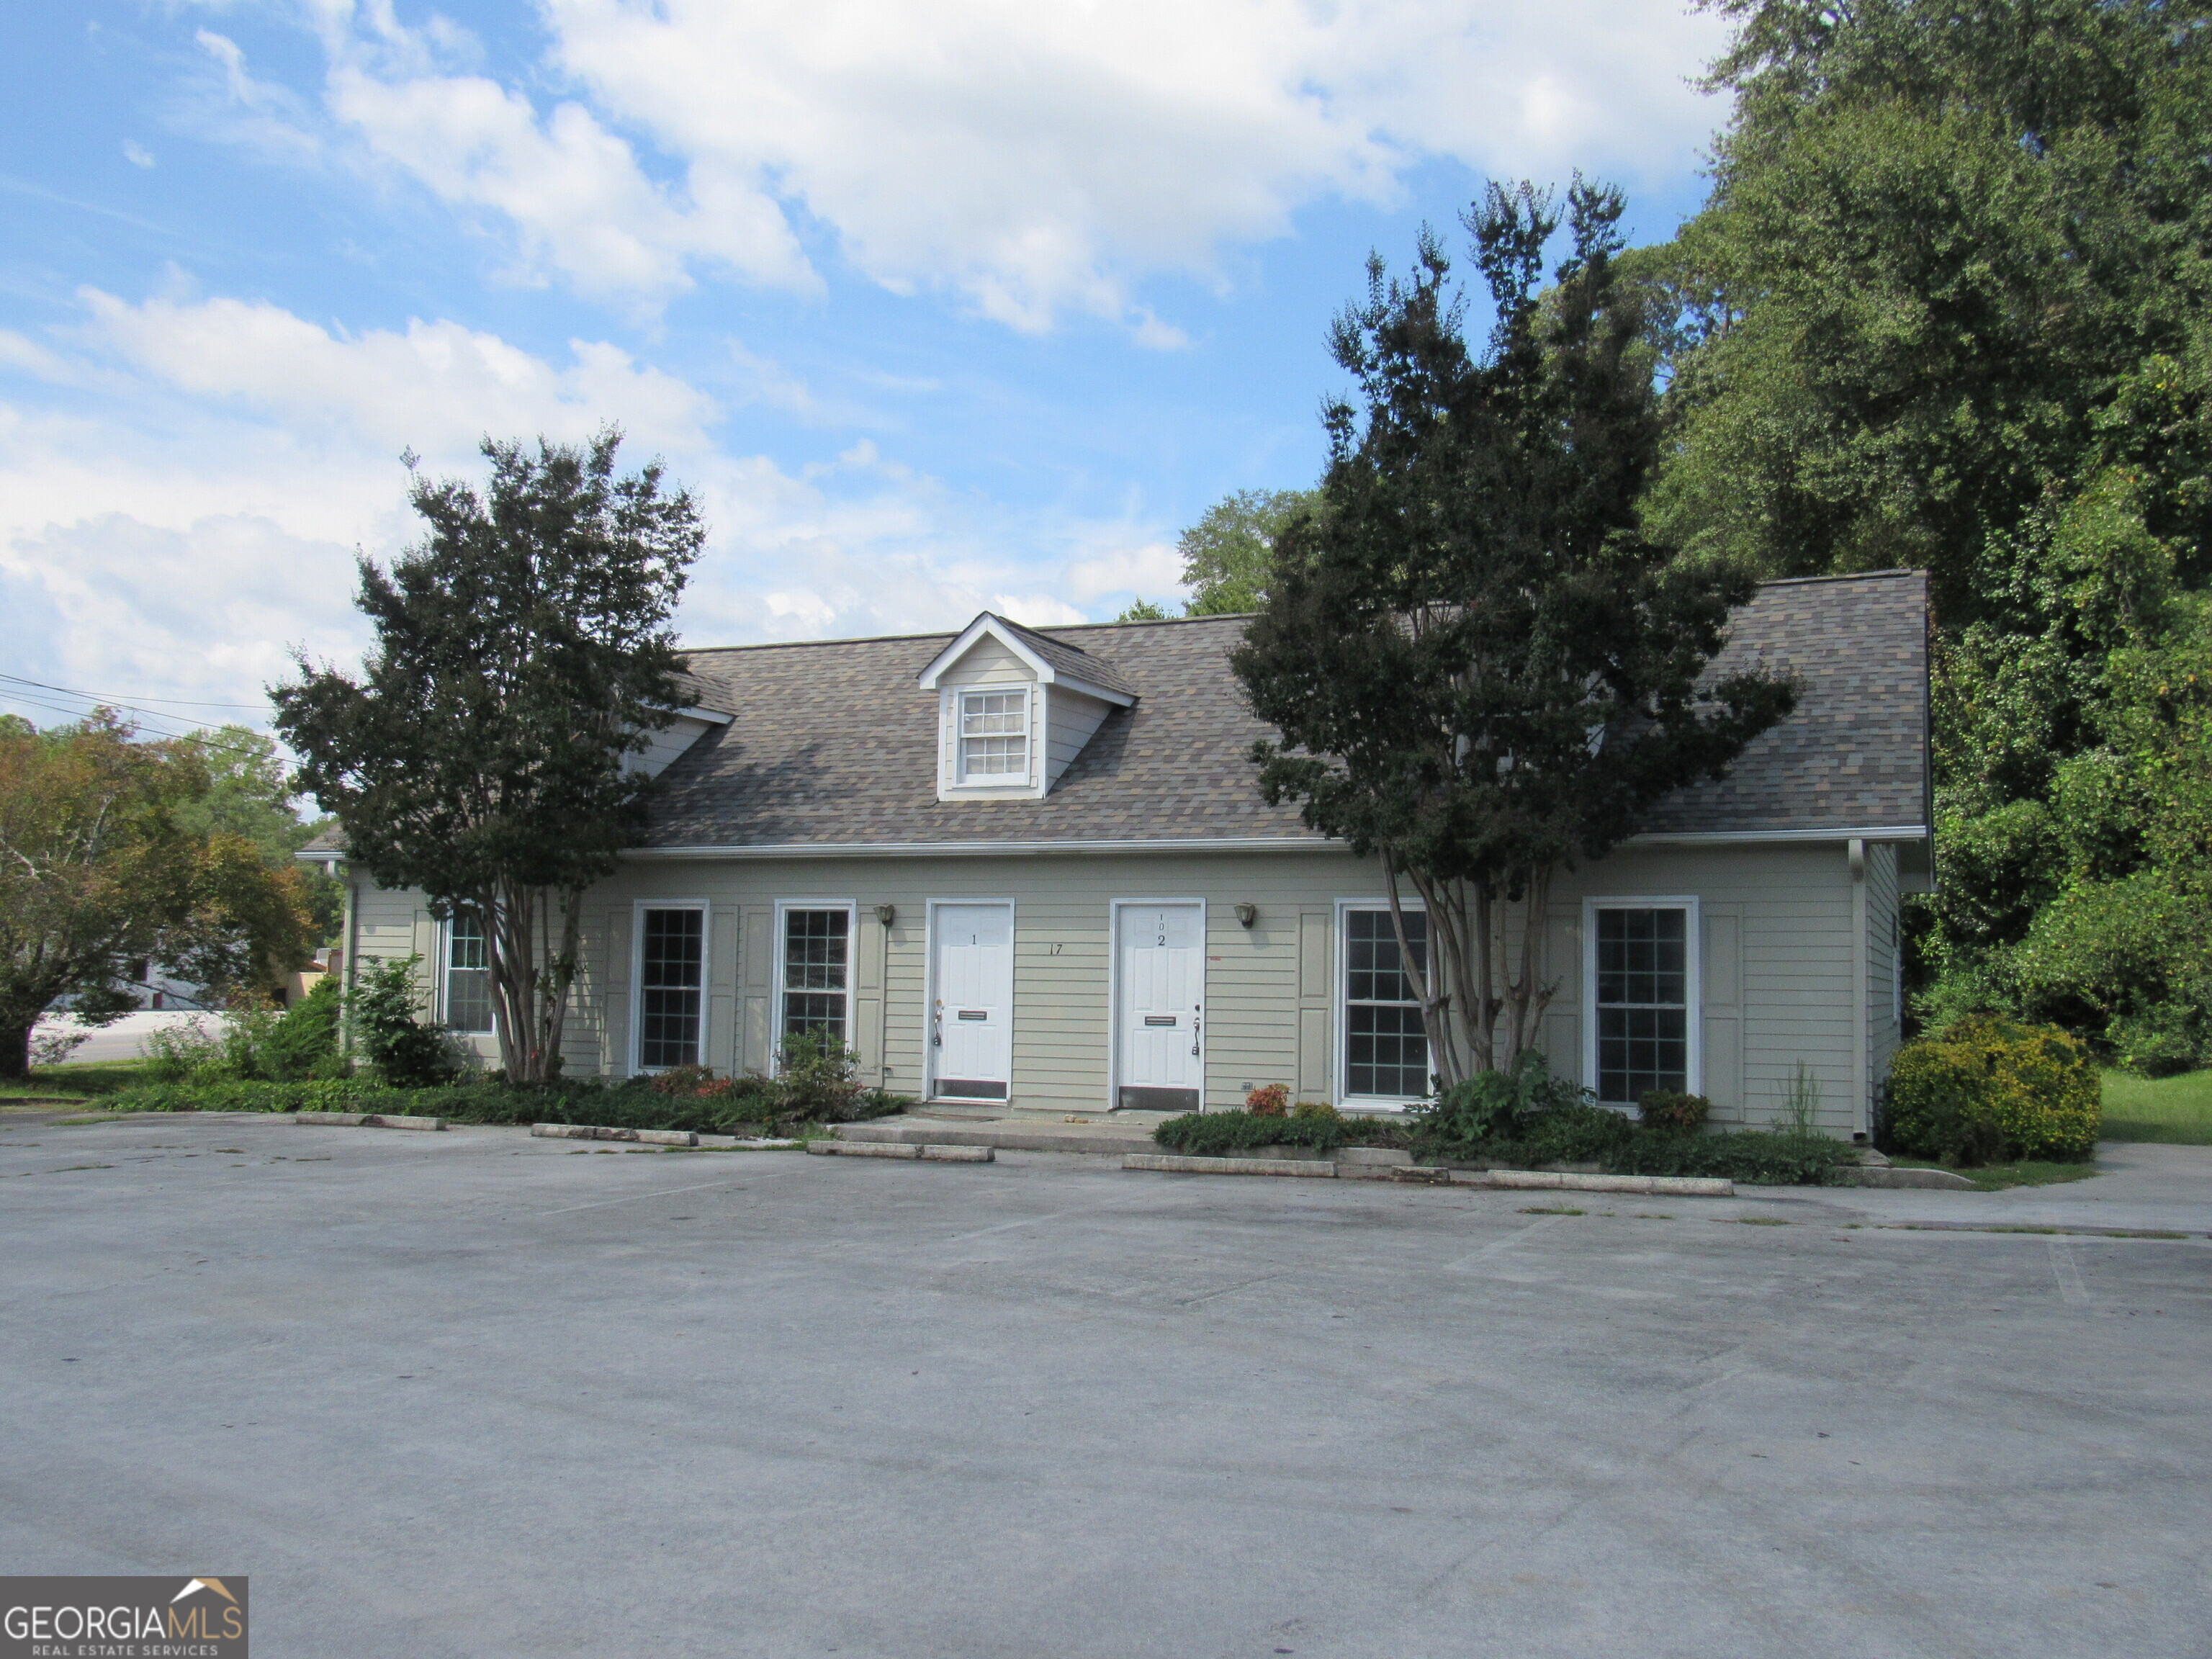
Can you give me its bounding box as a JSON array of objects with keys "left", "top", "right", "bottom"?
[
  {"left": 931, "top": 903, "right": 1013, "bottom": 1100},
  {"left": 1116, "top": 902, "right": 1204, "bottom": 1111}
]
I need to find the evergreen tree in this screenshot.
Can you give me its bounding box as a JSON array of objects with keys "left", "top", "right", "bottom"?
[
  {"left": 275, "top": 430, "right": 704, "bottom": 1083},
  {"left": 1236, "top": 182, "right": 1797, "bottom": 1084}
]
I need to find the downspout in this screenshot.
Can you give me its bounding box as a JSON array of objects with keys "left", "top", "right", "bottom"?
[
  {"left": 340, "top": 863, "right": 360, "bottom": 1060},
  {"left": 1848, "top": 838, "right": 1869, "bottom": 1140}
]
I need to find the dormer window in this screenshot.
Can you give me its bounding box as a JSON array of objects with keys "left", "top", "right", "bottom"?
[
  {"left": 917, "top": 611, "right": 1139, "bottom": 802},
  {"left": 959, "top": 691, "right": 1029, "bottom": 782}
]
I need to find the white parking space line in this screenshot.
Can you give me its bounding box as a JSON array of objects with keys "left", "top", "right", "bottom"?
[{"left": 2049, "top": 1236, "right": 2090, "bottom": 1304}]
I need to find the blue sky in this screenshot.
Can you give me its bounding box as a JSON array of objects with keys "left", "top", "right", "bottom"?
[{"left": 0, "top": 0, "right": 1732, "bottom": 734}]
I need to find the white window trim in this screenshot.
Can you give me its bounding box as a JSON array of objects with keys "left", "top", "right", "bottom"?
[
  {"left": 439, "top": 910, "right": 495, "bottom": 1037},
  {"left": 1107, "top": 898, "right": 1208, "bottom": 1113},
  {"left": 1334, "top": 896, "right": 1432, "bottom": 1111},
  {"left": 773, "top": 899, "right": 859, "bottom": 1066},
  {"left": 938, "top": 681, "right": 1042, "bottom": 799},
  {"left": 922, "top": 898, "right": 1017, "bottom": 1103},
  {"left": 1581, "top": 894, "right": 1703, "bottom": 1109},
  {"left": 956, "top": 686, "right": 1032, "bottom": 786},
  {"left": 630, "top": 899, "right": 711, "bottom": 1075}
]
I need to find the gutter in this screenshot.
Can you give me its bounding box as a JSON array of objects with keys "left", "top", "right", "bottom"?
[{"left": 623, "top": 825, "right": 1934, "bottom": 861}]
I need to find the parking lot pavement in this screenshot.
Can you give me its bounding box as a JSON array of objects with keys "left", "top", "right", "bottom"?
[{"left": 3, "top": 1113, "right": 2208, "bottom": 1659}]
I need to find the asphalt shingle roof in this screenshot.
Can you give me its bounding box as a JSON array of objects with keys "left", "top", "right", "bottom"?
[
  {"left": 986, "top": 614, "right": 1140, "bottom": 699},
  {"left": 1638, "top": 570, "right": 1930, "bottom": 837},
  {"left": 648, "top": 570, "right": 1930, "bottom": 850}
]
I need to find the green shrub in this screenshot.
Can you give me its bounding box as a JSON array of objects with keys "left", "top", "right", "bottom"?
[
  {"left": 1637, "top": 1089, "right": 1712, "bottom": 1134},
  {"left": 775, "top": 1032, "right": 864, "bottom": 1120},
  {"left": 96, "top": 1071, "right": 914, "bottom": 1133},
  {"left": 1413, "top": 1050, "right": 1584, "bottom": 1147},
  {"left": 263, "top": 978, "right": 346, "bottom": 1081},
  {"left": 1613, "top": 1131, "right": 1858, "bottom": 1185},
  {"left": 1459, "top": 1101, "right": 1640, "bottom": 1169},
  {"left": 1154, "top": 1110, "right": 1365, "bottom": 1156},
  {"left": 348, "top": 956, "right": 460, "bottom": 1088},
  {"left": 142, "top": 1017, "right": 225, "bottom": 1082},
  {"left": 1290, "top": 1100, "right": 1339, "bottom": 1121},
  {"left": 1882, "top": 1015, "right": 2101, "bottom": 1164}
]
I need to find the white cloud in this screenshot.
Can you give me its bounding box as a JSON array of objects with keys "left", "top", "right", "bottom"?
[
  {"left": 122, "top": 140, "right": 156, "bottom": 168},
  {"left": 1064, "top": 540, "right": 1185, "bottom": 604},
  {"left": 73, "top": 288, "right": 719, "bottom": 461},
  {"left": 0, "top": 287, "right": 1177, "bottom": 731},
  {"left": 542, "top": 0, "right": 1730, "bottom": 331},
  {"left": 212, "top": 0, "right": 1726, "bottom": 334},
  {"left": 323, "top": 66, "right": 814, "bottom": 304}
]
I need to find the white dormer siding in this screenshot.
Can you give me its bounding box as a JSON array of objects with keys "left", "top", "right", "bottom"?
[
  {"left": 620, "top": 706, "right": 733, "bottom": 780},
  {"left": 916, "top": 613, "right": 1136, "bottom": 802},
  {"left": 1044, "top": 687, "right": 1114, "bottom": 788},
  {"left": 934, "top": 640, "right": 1042, "bottom": 799}
]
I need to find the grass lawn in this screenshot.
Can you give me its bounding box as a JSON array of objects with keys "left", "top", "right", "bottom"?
[
  {"left": 1888, "top": 1157, "right": 2102, "bottom": 1192},
  {"left": 0, "top": 1061, "right": 154, "bottom": 1101},
  {"left": 2100, "top": 1068, "right": 2212, "bottom": 1144}
]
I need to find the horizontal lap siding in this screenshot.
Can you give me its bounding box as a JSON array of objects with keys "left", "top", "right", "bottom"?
[
  {"left": 1560, "top": 845, "right": 1858, "bottom": 1134},
  {"left": 349, "top": 839, "right": 1873, "bottom": 1130}
]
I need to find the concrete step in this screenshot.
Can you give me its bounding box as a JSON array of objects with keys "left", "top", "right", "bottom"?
[{"left": 834, "top": 1117, "right": 1158, "bottom": 1157}]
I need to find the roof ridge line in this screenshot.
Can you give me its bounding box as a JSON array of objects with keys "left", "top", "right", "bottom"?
[{"left": 1754, "top": 568, "right": 1923, "bottom": 589}]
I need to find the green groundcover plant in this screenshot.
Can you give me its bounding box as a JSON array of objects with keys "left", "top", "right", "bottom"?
[
  {"left": 1156, "top": 1053, "right": 1865, "bottom": 1184},
  {"left": 93, "top": 1069, "right": 909, "bottom": 1137}
]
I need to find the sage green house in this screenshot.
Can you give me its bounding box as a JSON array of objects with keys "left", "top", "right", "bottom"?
[{"left": 304, "top": 570, "right": 1931, "bottom": 1138}]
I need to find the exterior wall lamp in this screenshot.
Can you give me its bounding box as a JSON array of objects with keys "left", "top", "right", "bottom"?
[
  {"left": 875, "top": 904, "right": 896, "bottom": 927},
  {"left": 1234, "top": 902, "right": 1257, "bottom": 928}
]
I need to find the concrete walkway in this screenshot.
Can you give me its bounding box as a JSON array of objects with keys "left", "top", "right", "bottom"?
[
  {"left": 1756, "top": 1140, "right": 2212, "bottom": 1236},
  {"left": 839, "top": 1115, "right": 2212, "bottom": 1234}
]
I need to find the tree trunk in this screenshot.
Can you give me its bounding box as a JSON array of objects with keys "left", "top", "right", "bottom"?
[
  {"left": 528, "top": 884, "right": 584, "bottom": 1080},
  {"left": 485, "top": 884, "right": 540, "bottom": 1082},
  {"left": 1499, "top": 866, "right": 1557, "bottom": 1066},
  {"left": 0, "top": 1022, "right": 30, "bottom": 1080},
  {"left": 1383, "top": 856, "right": 1459, "bottom": 1092}
]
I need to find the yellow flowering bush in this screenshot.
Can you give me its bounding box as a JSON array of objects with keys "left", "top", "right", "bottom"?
[{"left": 1881, "top": 1016, "right": 2100, "bottom": 1164}]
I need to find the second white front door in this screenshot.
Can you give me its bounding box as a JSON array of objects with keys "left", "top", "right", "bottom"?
[
  {"left": 1116, "top": 902, "right": 1204, "bottom": 1111},
  {"left": 931, "top": 902, "right": 1013, "bottom": 1100}
]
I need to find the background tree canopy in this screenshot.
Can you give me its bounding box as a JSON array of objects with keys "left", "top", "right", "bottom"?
[
  {"left": 1626, "top": 0, "right": 2212, "bottom": 1066},
  {"left": 0, "top": 713, "right": 317, "bottom": 1077},
  {"left": 1193, "top": 0, "right": 2211, "bottom": 1069}
]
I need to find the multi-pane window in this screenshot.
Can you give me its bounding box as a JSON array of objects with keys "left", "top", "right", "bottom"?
[
  {"left": 1595, "top": 907, "right": 1689, "bottom": 1105},
  {"left": 958, "top": 690, "right": 1028, "bottom": 782},
  {"left": 638, "top": 907, "right": 704, "bottom": 1069},
  {"left": 781, "top": 908, "right": 850, "bottom": 1044},
  {"left": 445, "top": 910, "right": 493, "bottom": 1034},
  {"left": 1344, "top": 908, "right": 1430, "bottom": 1100}
]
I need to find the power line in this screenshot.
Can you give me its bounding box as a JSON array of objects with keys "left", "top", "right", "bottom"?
[
  {"left": 0, "top": 672, "right": 269, "bottom": 711},
  {"left": 0, "top": 689, "right": 275, "bottom": 751}
]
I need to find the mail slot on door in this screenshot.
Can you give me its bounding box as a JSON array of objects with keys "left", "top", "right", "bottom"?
[
  {"left": 1143, "top": 1015, "right": 1178, "bottom": 1027},
  {"left": 957, "top": 1010, "right": 989, "bottom": 1021}
]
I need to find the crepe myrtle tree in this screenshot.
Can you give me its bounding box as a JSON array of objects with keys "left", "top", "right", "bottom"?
[
  {"left": 275, "top": 429, "right": 705, "bottom": 1083},
  {"left": 1233, "top": 180, "right": 1799, "bottom": 1088}
]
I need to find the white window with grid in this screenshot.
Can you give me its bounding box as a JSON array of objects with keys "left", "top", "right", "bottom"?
[
  {"left": 957, "top": 689, "right": 1028, "bottom": 783},
  {"left": 444, "top": 910, "right": 493, "bottom": 1035},
  {"left": 1582, "top": 897, "right": 1701, "bottom": 1108},
  {"left": 1339, "top": 903, "right": 1431, "bottom": 1104}
]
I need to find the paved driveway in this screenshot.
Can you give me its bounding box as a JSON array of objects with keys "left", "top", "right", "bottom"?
[{"left": 2, "top": 1113, "right": 2207, "bottom": 1658}]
